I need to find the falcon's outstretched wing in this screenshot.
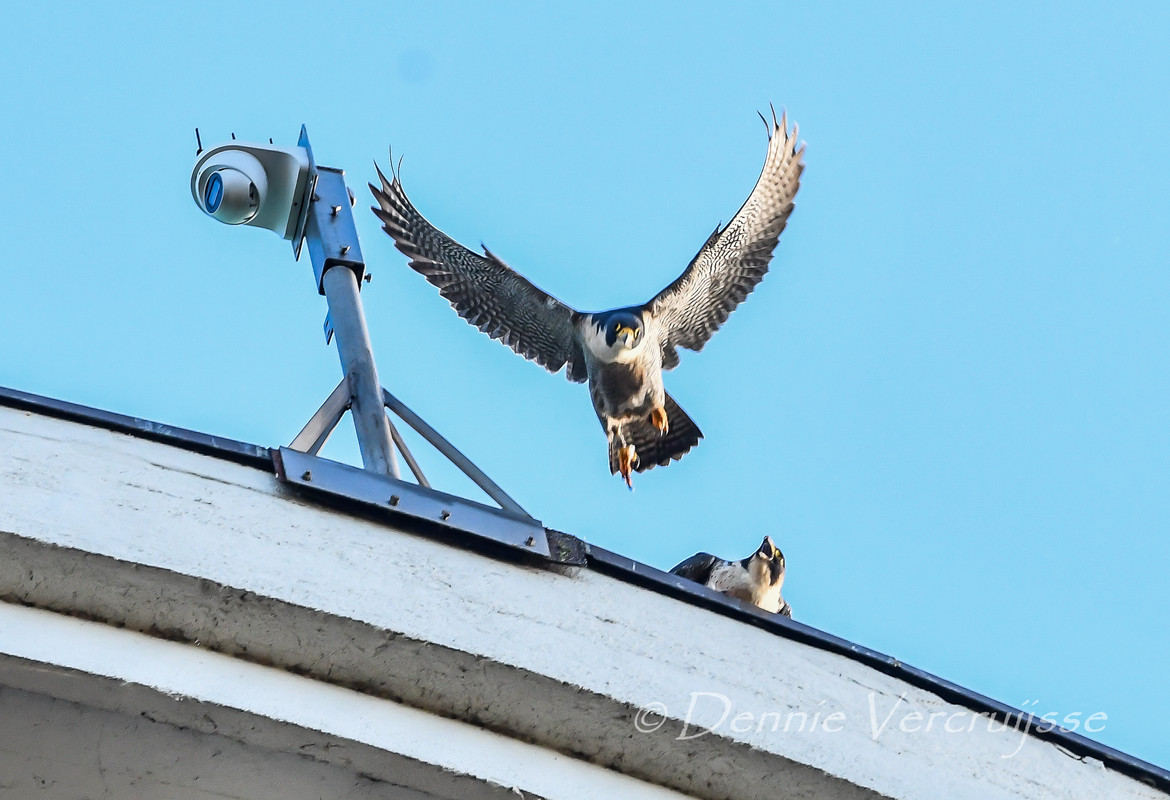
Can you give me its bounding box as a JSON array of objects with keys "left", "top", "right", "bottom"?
[
  {"left": 670, "top": 553, "right": 719, "bottom": 585},
  {"left": 649, "top": 109, "right": 805, "bottom": 369},
  {"left": 370, "top": 164, "right": 588, "bottom": 382}
]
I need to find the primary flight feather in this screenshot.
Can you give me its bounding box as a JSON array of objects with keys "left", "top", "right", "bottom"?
[{"left": 370, "top": 108, "right": 805, "bottom": 488}]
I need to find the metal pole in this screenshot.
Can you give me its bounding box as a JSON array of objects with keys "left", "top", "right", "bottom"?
[
  {"left": 300, "top": 156, "right": 401, "bottom": 480},
  {"left": 322, "top": 264, "right": 400, "bottom": 478}
]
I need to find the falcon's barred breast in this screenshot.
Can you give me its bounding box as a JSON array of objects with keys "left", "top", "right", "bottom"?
[{"left": 370, "top": 108, "right": 805, "bottom": 487}]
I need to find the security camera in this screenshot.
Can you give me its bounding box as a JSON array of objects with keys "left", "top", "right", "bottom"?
[{"left": 191, "top": 140, "right": 311, "bottom": 240}]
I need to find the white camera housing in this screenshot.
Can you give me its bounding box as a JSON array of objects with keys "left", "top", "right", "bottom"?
[{"left": 191, "top": 141, "right": 311, "bottom": 240}]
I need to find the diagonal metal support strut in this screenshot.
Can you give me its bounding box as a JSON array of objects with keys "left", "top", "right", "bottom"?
[
  {"left": 290, "top": 382, "right": 533, "bottom": 517},
  {"left": 290, "top": 380, "right": 429, "bottom": 488},
  {"left": 382, "top": 389, "right": 528, "bottom": 518},
  {"left": 290, "top": 380, "right": 350, "bottom": 455}
]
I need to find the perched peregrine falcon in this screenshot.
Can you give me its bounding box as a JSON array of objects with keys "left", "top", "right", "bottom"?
[
  {"left": 670, "top": 535, "right": 791, "bottom": 617},
  {"left": 370, "top": 109, "right": 804, "bottom": 488}
]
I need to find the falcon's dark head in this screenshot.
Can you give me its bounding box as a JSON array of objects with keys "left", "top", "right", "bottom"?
[
  {"left": 742, "top": 535, "right": 786, "bottom": 588},
  {"left": 599, "top": 310, "right": 644, "bottom": 351}
]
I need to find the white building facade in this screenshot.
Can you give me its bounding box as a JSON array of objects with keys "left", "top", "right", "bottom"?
[{"left": 1, "top": 388, "right": 1166, "bottom": 800}]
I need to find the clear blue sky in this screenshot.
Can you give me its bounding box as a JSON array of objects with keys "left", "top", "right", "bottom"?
[{"left": 3, "top": 1, "right": 1167, "bottom": 769}]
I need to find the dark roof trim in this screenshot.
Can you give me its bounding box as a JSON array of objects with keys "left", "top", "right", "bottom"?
[
  {"left": 0, "top": 387, "right": 272, "bottom": 471},
  {"left": 3, "top": 385, "right": 1167, "bottom": 794}
]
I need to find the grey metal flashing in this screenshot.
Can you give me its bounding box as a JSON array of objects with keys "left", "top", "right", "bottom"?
[
  {"left": 2, "top": 384, "right": 1167, "bottom": 793},
  {"left": 0, "top": 386, "right": 272, "bottom": 471},
  {"left": 274, "top": 446, "right": 551, "bottom": 560}
]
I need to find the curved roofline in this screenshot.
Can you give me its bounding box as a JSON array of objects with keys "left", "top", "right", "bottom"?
[{"left": 2, "top": 384, "right": 1166, "bottom": 794}]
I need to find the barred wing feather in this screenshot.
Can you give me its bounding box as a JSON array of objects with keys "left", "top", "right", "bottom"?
[
  {"left": 650, "top": 109, "right": 805, "bottom": 369},
  {"left": 370, "top": 165, "right": 588, "bottom": 383}
]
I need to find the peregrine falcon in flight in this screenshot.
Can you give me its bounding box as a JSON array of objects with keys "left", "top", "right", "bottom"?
[
  {"left": 670, "top": 535, "right": 791, "bottom": 617},
  {"left": 370, "top": 109, "right": 804, "bottom": 488}
]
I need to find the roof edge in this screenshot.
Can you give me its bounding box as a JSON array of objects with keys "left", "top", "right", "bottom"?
[
  {"left": 2, "top": 384, "right": 1166, "bottom": 794},
  {"left": 0, "top": 386, "right": 271, "bottom": 470}
]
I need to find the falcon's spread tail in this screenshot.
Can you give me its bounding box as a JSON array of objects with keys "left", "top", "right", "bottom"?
[{"left": 608, "top": 392, "right": 703, "bottom": 477}]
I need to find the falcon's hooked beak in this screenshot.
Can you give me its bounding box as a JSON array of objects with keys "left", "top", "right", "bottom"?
[
  {"left": 754, "top": 535, "right": 785, "bottom": 588},
  {"left": 615, "top": 325, "right": 637, "bottom": 348},
  {"left": 756, "top": 536, "right": 779, "bottom": 560}
]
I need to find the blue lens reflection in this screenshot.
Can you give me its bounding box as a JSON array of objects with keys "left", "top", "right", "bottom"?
[{"left": 205, "top": 172, "right": 224, "bottom": 212}]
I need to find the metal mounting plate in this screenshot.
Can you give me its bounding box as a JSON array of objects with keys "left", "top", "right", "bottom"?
[{"left": 274, "top": 447, "right": 551, "bottom": 559}]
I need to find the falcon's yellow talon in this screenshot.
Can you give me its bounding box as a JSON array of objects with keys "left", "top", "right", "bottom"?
[
  {"left": 649, "top": 406, "right": 669, "bottom": 435},
  {"left": 618, "top": 444, "right": 637, "bottom": 489}
]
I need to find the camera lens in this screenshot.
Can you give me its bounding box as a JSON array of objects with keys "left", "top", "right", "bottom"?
[
  {"left": 202, "top": 168, "right": 262, "bottom": 224},
  {"left": 205, "top": 172, "right": 224, "bottom": 212}
]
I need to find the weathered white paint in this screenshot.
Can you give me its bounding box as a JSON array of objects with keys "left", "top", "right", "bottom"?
[
  {"left": 0, "top": 678, "right": 433, "bottom": 800},
  {"left": 0, "top": 405, "right": 1163, "bottom": 800},
  {"left": 0, "top": 603, "right": 688, "bottom": 800}
]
